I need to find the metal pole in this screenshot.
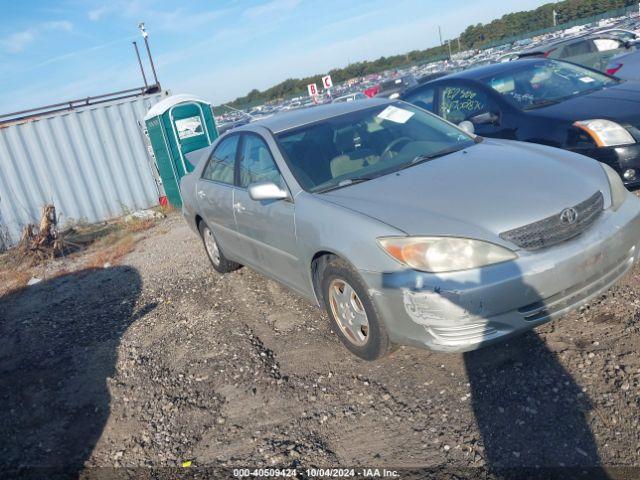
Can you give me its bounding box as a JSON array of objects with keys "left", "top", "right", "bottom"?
[
  {"left": 438, "top": 26, "right": 443, "bottom": 46},
  {"left": 553, "top": 9, "right": 558, "bottom": 27},
  {"left": 143, "top": 36, "right": 160, "bottom": 87},
  {"left": 133, "top": 41, "right": 148, "bottom": 89},
  {"left": 447, "top": 40, "right": 452, "bottom": 60}
]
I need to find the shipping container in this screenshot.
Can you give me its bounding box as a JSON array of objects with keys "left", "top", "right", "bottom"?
[{"left": 0, "top": 92, "right": 165, "bottom": 248}]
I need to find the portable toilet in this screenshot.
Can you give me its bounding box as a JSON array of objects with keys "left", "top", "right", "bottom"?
[{"left": 144, "top": 94, "right": 218, "bottom": 207}]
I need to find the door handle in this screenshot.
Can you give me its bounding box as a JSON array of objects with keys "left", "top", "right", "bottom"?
[
  {"left": 233, "top": 202, "right": 246, "bottom": 212},
  {"left": 197, "top": 190, "right": 206, "bottom": 199}
]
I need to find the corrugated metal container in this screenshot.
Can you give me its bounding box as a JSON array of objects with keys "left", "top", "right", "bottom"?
[{"left": 0, "top": 93, "right": 164, "bottom": 249}]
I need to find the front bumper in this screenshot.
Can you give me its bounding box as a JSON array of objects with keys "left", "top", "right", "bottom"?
[
  {"left": 573, "top": 144, "right": 640, "bottom": 188},
  {"left": 359, "top": 195, "right": 640, "bottom": 352}
]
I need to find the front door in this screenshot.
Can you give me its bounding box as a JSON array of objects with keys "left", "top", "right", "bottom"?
[
  {"left": 438, "top": 84, "right": 513, "bottom": 139},
  {"left": 197, "top": 134, "right": 241, "bottom": 259},
  {"left": 232, "top": 133, "right": 303, "bottom": 289}
]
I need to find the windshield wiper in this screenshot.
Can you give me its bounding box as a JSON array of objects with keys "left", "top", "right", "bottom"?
[
  {"left": 400, "top": 145, "right": 467, "bottom": 171},
  {"left": 314, "top": 176, "right": 373, "bottom": 193},
  {"left": 523, "top": 98, "right": 561, "bottom": 110}
]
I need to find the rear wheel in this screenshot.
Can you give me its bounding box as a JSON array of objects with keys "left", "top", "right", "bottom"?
[
  {"left": 198, "top": 221, "right": 241, "bottom": 273},
  {"left": 321, "top": 258, "right": 393, "bottom": 360}
]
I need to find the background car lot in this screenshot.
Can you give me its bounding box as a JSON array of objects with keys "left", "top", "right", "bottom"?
[{"left": 2, "top": 213, "right": 639, "bottom": 473}]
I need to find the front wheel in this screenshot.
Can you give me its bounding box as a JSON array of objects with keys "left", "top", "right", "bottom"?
[
  {"left": 321, "top": 258, "right": 393, "bottom": 360},
  {"left": 198, "top": 221, "right": 241, "bottom": 273}
]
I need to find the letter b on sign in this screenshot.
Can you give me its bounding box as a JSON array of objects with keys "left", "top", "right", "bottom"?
[{"left": 307, "top": 83, "right": 318, "bottom": 97}]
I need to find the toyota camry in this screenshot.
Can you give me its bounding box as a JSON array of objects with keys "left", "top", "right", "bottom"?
[{"left": 180, "top": 98, "right": 640, "bottom": 360}]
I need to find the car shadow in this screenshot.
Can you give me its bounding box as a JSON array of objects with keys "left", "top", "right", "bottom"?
[
  {"left": 464, "top": 332, "right": 609, "bottom": 479},
  {"left": 0, "top": 266, "right": 154, "bottom": 477},
  {"left": 383, "top": 263, "right": 609, "bottom": 479}
]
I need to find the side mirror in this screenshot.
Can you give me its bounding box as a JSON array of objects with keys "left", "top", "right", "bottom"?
[
  {"left": 469, "top": 111, "right": 500, "bottom": 125},
  {"left": 458, "top": 120, "right": 475, "bottom": 135},
  {"left": 248, "top": 181, "right": 288, "bottom": 201}
]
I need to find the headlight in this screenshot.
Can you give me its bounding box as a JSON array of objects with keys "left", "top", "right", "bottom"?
[
  {"left": 574, "top": 119, "right": 635, "bottom": 147},
  {"left": 377, "top": 236, "right": 517, "bottom": 273},
  {"left": 601, "top": 163, "right": 627, "bottom": 211}
]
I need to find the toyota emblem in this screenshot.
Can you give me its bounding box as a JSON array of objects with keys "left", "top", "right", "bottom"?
[{"left": 560, "top": 207, "right": 578, "bottom": 225}]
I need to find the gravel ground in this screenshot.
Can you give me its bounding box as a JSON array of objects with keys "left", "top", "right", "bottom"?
[{"left": 1, "top": 214, "right": 639, "bottom": 479}]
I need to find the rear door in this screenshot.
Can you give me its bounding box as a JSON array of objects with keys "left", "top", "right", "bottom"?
[
  {"left": 592, "top": 37, "right": 627, "bottom": 71},
  {"left": 232, "top": 133, "right": 303, "bottom": 289},
  {"left": 196, "top": 134, "right": 242, "bottom": 258}
]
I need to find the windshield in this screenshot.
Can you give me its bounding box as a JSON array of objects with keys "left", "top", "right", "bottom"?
[
  {"left": 276, "top": 102, "right": 475, "bottom": 193},
  {"left": 480, "top": 60, "right": 619, "bottom": 109}
]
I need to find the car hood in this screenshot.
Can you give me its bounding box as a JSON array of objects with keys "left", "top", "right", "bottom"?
[
  {"left": 320, "top": 139, "right": 608, "bottom": 247},
  {"left": 527, "top": 81, "right": 640, "bottom": 124}
]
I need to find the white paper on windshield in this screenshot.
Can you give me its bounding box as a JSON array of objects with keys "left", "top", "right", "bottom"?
[
  {"left": 377, "top": 105, "right": 414, "bottom": 124},
  {"left": 579, "top": 76, "right": 595, "bottom": 83}
]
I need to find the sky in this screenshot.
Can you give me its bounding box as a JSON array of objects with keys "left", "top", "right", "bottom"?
[{"left": 0, "top": 0, "right": 552, "bottom": 112}]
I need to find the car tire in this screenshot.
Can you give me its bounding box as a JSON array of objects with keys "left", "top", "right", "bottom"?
[
  {"left": 198, "top": 221, "right": 241, "bottom": 274},
  {"left": 321, "top": 257, "right": 393, "bottom": 360}
]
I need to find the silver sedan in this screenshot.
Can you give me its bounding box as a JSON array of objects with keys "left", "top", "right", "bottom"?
[{"left": 180, "top": 99, "right": 640, "bottom": 360}]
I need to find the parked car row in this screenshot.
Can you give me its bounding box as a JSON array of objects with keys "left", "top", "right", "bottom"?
[
  {"left": 181, "top": 97, "right": 640, "bottom": 360},
  {"left": 401, "top": 58, "right": 640, "bottom": 187}
]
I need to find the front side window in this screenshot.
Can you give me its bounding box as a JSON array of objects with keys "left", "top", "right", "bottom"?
[
  {"left": 593, "top": 38, "right": 623, "bottom": 52},
  {"left": 238, "top": 135, "right": 283, "bottom": 188},
  {"left": 481, "top": 60, "right": 618, "bottom": 110},
  {"left": 439, "top": 86, "right": 493, "bottom": 123},
  {"left": 276, "top": 102, "right": 474, "bottom": 193},
  {"left": 202, "top": 135, "right": 238, "bottom": 184}
]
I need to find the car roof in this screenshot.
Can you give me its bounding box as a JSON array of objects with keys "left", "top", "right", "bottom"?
[
  {"left": 521, "top": 31, "right": 626, "bottom": 55},
  {"left": 233, "top": 97, "right": 393, "bottom": 134},
  {"left": 427, "top": 57, "right": 552, "bottom": 82}
]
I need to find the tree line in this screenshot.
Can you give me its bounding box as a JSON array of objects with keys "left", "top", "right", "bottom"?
[{"left": 219, "top": 0, "right": 636, "bottom": 111}]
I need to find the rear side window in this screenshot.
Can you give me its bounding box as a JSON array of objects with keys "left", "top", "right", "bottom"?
[
  {"left": 404, "top": 87, "right": 435, "bottom": 112},
  {"left": 562, "top": 40, "right": 594, "bottom": 57},
  {"left": 202, "top": 135, "right": 238, "bottom": 184},
  {"left": 238, "top": 135, "right": 283, "bottom": 188}
]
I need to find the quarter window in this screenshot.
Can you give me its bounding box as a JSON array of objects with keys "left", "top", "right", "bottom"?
[
  {"left": 238, "top": 135, "right": 283, "bottom": 188},
  {"left": 202, "top": 135, "right": 239, "bottom": 184},
  {"left": 404, "top": 87, "right": 435, "bottom": 112}
]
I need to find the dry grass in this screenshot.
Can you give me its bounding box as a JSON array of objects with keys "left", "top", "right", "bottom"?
[
  {"left": 0, "top": 269, "right": 32, "bottom": 297},
  {"left": 123, "top": 218, "right": 156, "bottom": 233},
  {"left": 159, "top": 203, "right": 178, "bottom": 216},
  {"left": 0, "top": 207, "right": 165, "bottom": 298},
  {"left": 84, "top": 234, "right": 137, "bottom": 269}
]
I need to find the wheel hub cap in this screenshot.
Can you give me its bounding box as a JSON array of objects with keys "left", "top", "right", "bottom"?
[
  {"left": 204, "top": 228, "right": 220, "bottom": 266},
  {"left": 328, "top": 279, "right": 369, "bottom": 346}
]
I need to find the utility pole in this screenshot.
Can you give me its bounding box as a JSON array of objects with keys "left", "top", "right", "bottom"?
[
  {"left": 447, "top": 40, "right": 452, "bottom": 60},
  {"left": 553, "top": 9, "right": 558, "bottom": 27},
  {"left": 457, "top": 37, "right": 461, "bottom": 52},
  {"left": 138, "top": 22, "right": 160, "bottom": 88},
  {"left": 438, "top": 26, "right": 443, "bottom": 46}
]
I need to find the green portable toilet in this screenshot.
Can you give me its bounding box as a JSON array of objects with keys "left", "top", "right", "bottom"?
[{"left": 144, "top": 94, "right": 218, "bottom": 207}]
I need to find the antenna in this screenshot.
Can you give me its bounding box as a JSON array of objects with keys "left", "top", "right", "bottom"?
[{"left": 138, "top": 22, "right": 160, "bottom": 88}]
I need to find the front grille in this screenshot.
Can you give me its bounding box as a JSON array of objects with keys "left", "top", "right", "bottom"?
[
  {"left": 500, "top": 191, "right": 604, "bottom": 251},
  {"left": 429, "top": 322, "right": 498, "bottom": 344}
]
